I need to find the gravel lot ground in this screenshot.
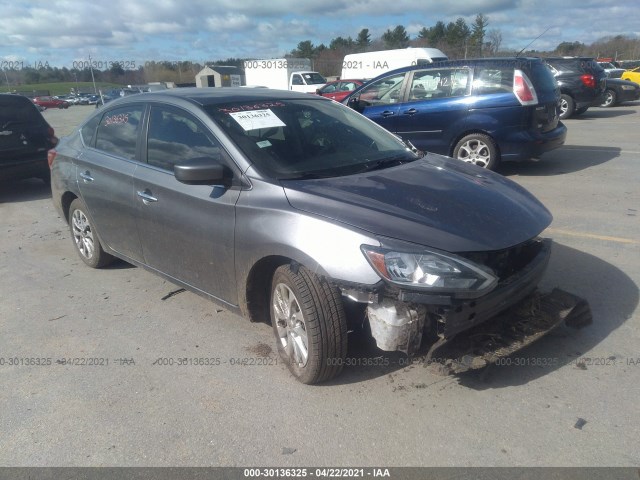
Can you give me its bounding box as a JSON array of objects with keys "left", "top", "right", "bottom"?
[{"left": 1, "top": 102, "right": 639, "bottom": 467}]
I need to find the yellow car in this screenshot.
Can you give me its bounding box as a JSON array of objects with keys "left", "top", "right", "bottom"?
[{"left": 621, "top": 67, "right": 640, "bottom": 83}]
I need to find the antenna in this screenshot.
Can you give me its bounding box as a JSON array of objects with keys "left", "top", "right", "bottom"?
[{"left": 516, "top": 26, "right": 553, "bottom": 57}]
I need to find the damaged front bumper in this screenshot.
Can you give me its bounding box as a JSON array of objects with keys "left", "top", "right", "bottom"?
[
  {"left": 339, "top": 238, "right": 591, "bottom": 369},
  {"left": 431, "top": 287, "right": 592, "bottom": 373}
]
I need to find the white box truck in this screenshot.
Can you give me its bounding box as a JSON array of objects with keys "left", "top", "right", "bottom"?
[
  {"left": 341, "top": 48, "right": 448, "bottom": 80},
  {"left": 243, "top": 58, "right": 326, "bottom": 93}
]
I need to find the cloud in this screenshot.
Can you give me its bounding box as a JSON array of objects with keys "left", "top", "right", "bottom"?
[
  {"left": 0, "top": 0, "right": 638, "bottom": 67},
  {"left": 205, "top": 14, "right": 254, "bottom": 32}
]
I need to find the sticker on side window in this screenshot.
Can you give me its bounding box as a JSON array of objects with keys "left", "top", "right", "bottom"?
[
  {"left": 104, "top": 113, "right": 129, "bottom": 126},
  {"left": 229, "top": 109, "right": 285, "bottom": 131}
]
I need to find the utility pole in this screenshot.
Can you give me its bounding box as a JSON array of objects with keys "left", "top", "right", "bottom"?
[
  {"left": 2, "top": 68, "right": 10, "bottom": 92},
  {"left": 88, "top": 55, "right": 97, "bottom": 94}
]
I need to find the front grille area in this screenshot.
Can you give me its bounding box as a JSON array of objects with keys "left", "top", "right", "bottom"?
[{"left": 459, "top": 238, "right": 545, "bottom": 283}]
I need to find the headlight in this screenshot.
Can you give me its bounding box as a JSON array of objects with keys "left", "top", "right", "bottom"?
[{"left": 362, "top": 245, "right": 497, "bottom": 298}]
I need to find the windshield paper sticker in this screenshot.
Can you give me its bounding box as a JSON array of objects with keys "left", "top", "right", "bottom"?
[{"left": 229, "top": 109, "right": 285, "bottom": 131}]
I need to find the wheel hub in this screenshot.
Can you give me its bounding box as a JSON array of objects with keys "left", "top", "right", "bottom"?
[
  {"left": 72, "top": 210, "right": 94, "bottom": 259},
  {"left": 273, "top": 283, "right": 309, "bottom": 367}
]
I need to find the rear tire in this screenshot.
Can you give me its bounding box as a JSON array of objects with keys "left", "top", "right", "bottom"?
[
  {"left": 453, "top": 133, "right": 499, "bottom": 170},
  {"left": 68, "top": 199, "right": 114, "bottom": 268},
  {"left": 270, "top": 264, "right": 347, "bottom": 384},
  {"left": 559, "top": 94, "right": 575, "bottom": 119},
  {"left": 600, "top": 89, "right": 617, "bottom": 107}
]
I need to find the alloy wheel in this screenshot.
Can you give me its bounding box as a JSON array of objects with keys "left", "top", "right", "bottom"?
[
  {"left": 71, "top": 209, "right": 95, "bottom": 260},
  {"left": 272, "top": 283, "right": 309, "bottom": 367}
]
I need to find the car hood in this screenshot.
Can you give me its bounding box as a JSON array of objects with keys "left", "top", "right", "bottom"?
[
  {"left": 281, "top": 154, "right": 552, "bottom": 252},
  {"left": 606, "top": 78, "right": 639, "bottom": 88}
]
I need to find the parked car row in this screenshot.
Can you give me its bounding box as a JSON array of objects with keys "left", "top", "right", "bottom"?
[
  {"left": 32, "top": 95, "right": 70, "bottom": 109},
  {"left": 52, "top": 93, "right": 101, "bottom": 106},
  {"left": 94, "top": 88, "right": 144, "bottom": 108}
]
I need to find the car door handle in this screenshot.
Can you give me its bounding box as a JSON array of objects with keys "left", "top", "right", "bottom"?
[
  {"left": 137, "top": 190, "right": 158, "bottom": 204},
  {"left": 79, "top": 171, "right": 94, "bottom": 183},
  {"left": 403, "top": 108, "right": 418, "bottom": 115},
  {"left": 381, "top": 110, "right": 396, "bottom": 117}
]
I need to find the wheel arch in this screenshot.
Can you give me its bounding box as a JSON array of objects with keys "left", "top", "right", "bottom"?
[
  {"left": 243, "top": 254, "right": 330, "bottom": 324},
  {"left": 559, "top": 88, "right": 575, "bottom": 99},
  {"left": 61, "top": 191, "right": 78, "bottom": 223}
]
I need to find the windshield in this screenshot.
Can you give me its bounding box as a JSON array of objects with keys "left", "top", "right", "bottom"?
[
  {"left": 205, "top": 98, "right": 416, "bottom": 180},
  {"left": 303, "top": 73, "right": 326, "bottom": 85}
]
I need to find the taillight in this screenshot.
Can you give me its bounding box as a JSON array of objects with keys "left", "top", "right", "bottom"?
[
  {"left": 581, "top": 74, "right": 596, "bottom": 89},
  {"left": 47, "top": 127, "right": 59, "bottom": 146},
  {"left": 47, "top": 149, "right": 57, "bottom": 169},
  {"left": 513, "top": 69, "right": 538, "bottom": 105}
]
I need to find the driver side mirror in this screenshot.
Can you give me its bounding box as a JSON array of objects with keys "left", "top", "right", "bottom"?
[{"left": 174, "top": 155, "right": 232, "bottom": 186}]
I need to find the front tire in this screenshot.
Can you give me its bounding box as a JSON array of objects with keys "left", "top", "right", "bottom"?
[
  {"left": 68, "top": 199, "right": 114, "bottom": 268},
  {"left": 600, "top": 89, "right": 617, "bottom": 107},
  {"left": 559, "top": 94, "right": 575, "bottom": 119},
  {"left": 453, "top": 133, "right": 499, "bottom": 170},
  {"left": 270, "top": 265, "right": 347, "bottom": 384}
]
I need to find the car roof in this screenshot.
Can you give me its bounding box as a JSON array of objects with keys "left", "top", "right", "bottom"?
[
  {"left": 358, "top": 57, "right": 546, "bottom": 85},
  {"left": 119, "top": 87, "right": 325, "bottom": 107},
  {"left": 376, "top": 57, "right": 545, "bottom": 75},
  {"left": 0, "top": 93, "right": 33, "bottom": 105}
]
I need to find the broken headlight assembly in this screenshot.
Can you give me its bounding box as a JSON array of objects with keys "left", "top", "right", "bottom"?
[{"left": 361, "top": 245, "right": 498, "bottom": 299}]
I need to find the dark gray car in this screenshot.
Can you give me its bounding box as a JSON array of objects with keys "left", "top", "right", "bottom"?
[
  {"left": 1, "top": 93, "right": 58, "bottom": 183},
  {"left": 50, "top": 88, "right": 554, "bottom": 384}
]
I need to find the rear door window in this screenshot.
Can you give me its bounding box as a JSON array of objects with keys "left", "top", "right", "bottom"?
[
  {"left": 472, "top": 67, "right": 514, "bottom": 95},
  {"left": 95, "top": 105, "right": 144, "bottom": 160},
  {"left": 80, "top": 115, "right": 100, "bottom": 147},
  {"left": 408, "top": 68, "right": 470, "bottom": 100}
]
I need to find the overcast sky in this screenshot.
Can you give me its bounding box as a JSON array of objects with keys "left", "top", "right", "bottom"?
[{"left": 1, "top": 0, "right": 639, "bottom": 69}]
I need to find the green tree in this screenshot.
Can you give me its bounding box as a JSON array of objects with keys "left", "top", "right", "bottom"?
[
  {"left": 445, "top": 18, "right": 471, "bottom": 58},
  {"left": 24, "top": 69, "right": 41, "bottom": 84},
  {"left": 291, "top": 40, "right": 317, "bottom": 58},
  {"left": 417, "top": 21, "right": 446, "bottom": 46},
  {"left": 356, "top": 28, "right": 371, "bottom": 49},
  {"left": 469, "top": 14, "right": 489, "bottom": 57},
  {"left": 382, "top": 25, "right": 410, "bottom": 49},
  {"left": 329, "top": 36, "right": 354, "bottom": 50},
  {"left": 555, "top": 41, "right": 585, "bottom": 56},
  {"left": 110, "top": 63, "right": 125, "bottom": 77}
]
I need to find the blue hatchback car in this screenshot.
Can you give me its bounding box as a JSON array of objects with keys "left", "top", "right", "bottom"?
[{"left": 344, "top": 57, "right": 567, "bottom": 170}]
